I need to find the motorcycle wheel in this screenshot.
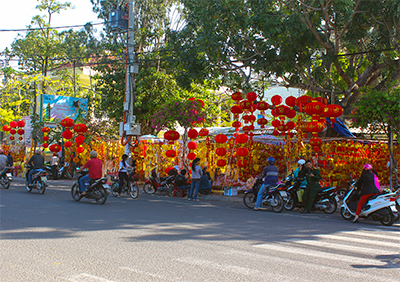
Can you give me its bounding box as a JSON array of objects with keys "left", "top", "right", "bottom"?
[
  {"left": 95, "top": 187, "right": 107, "bottom": 205},
  {"left": 25, "top": 179, "right": 32, "bottom": 192},
  {"left": 380, "top": 208, "right": 395, "bottom": 226},
  {"left": 284, "top": 193, "right": 295, "bottom": 210},
  {"left": 37, "top": 181, "right": 45, "bottom": 194},
  {"left": 71, "top": 183, "right": 81, "bottom": 201},
  {"left": 340, "top": 207, "right": 353, "bottom": 220},
  {"left": 111, "top": 182, "right": 119, "bottom": 197},
  {"left": 271, "top": 193, "right": 284, "bottom": 213},
  {"left": 0, "top": 177, "right": 10, "bottom": 189},
  {"left": 323, "top": 197, "right": 337, "bottom": 214},
  {"left": 129, "top": 183, "right": 139, "bottom": 199},
  {"left": 243, "top": 193, "right": 256, "bottom": 209},
  {"left": 143, "top": 183, "right": 156, "bottom": 195}
]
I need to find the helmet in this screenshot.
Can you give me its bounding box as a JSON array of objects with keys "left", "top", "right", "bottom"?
[
  {"left": 298, "top": 159, "right": 306, "bottom": 165},
  {"left": 267, "top": 157, "right": 275, "bottom": 164},
  {"left": 363, "top": 163, "right": 373, "bottom": 170}
]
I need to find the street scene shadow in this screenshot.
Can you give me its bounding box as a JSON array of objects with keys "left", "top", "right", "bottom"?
[{"left": 352, "top": 254, "right": 400, "bottom": 269}]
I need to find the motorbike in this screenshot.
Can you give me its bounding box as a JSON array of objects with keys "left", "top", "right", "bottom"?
[
  {"left": 341, "top": 179, "right": 399, "bottom": 226},
  {"left": 0, "top": 166, "right": 13, "bottom": 189},
  {"left": 71, "top": 170, "right": 109, "bottom": 204},
  {"left": 58, "top": 162, "right": 72, "bottom": 179},
  {"left": 25, "top": 165, "right": 48, "bottom": 194},
  {"left": 143, "top": 167, "right": 175, "bottom": 196},
  {"left": 283, "top": 173, "right": 338, "bottom": 214},
  {"left": 243, "top": 176, "right": 286, "bottom": 213},
  {"left": 110, "top": 167, "right": 139, "bottom": 199}
]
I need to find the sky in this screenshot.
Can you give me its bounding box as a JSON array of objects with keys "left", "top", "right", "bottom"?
[{"left": 0, "top": 0, "right": 101, "bottom": 52}]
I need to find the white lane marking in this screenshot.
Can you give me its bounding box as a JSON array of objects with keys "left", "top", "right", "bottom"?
[
  {"left": 60, "top": 273, "right": 116, "bottom": 282},
  {"left": 314, "top": 234, "right": 400, "bottom": 248},
  {"left": 342, "top": 230, "right": 400, "bottom": 241},
  {"left": 120, "top": 267, "right": 178, "bottom": 282},
  {"left": 254, "top": 243, "right": 386, "bottom": 265},
  {"left": 287, "top": 239, "right": 394, "bottom": 255}
]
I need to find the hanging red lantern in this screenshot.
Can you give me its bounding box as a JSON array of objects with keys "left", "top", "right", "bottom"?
[
  {"left": 315, "top": 97, "right": 328, "bottom": 105},
  {"left": 17, "top": 120, "right": 25, "bottom": 128},
  {"left": 237, "top": 147, "right": 249, "bottom": 157},
  {"left": 256, "top": 101, "right": 270, "bottom": 112},
  {"left": 239, "top": 100, "right": 252, "bottom": 111},
  {"left": 18, "top": 136, "right": 23, "bottom": 141},
  {"left": 236, "top": 134, "right": 249, "bottom": 144},
  {"left": 323, "top": 104, "right": 343, "bottom": 122},
  {"left": 187, "top": 141, "right": 197, "bottom": 150},
  {"left": 271, "top": 120, "right": 281, "bottom": 128},
  {"left": 216, "top": 148, "right": 227, "bottom": 156},
  {"left": 248, "top": 115, "right": 256, "bottom": 123},
  {"left": 166, "top": 150, "right": 177, "bottom": 158},
  {"left": 309, "top": 138, "right": 322, "bottom": 147},
  {"left": 286, "top": 121, "right": 296, "bottom": 130},
  {"left": 10, "top": 129, "right": 16, "bottom": 135},
  {"left": 60, "top": 118, "right": 75, "bottom": 128},
  {"left": 9, "top": 121, "right": 17, "bottom": 128},
  {"left": 62, "top": 129, "right": 73, "bottom": 139},
  {"left": 188, "top": 128, "right": 199, "bottom": 139},
  {"left": 64, "top": 141, "right": 73, "bottom": 148},
  {"left": 286, "top": 109, "right": 297, "bottom": 119},
  {"left": 2, "top": 125, "right": 11, "bottom": 132},
  {"left": 246, "top": 91, "right": 257, "bottom": 102},
  {"left": 313, "top": 146, "right": 321, "bottom": 153},
  {"left": 76, "top": 146, "right": 85, "bottom": 154},
  {"left": 232, "top": 121, "right": 242, "bottom": 128},
  {"left": 75, "top": 135, "right": 85, "bottom": 146},
  {"left": 271, "top": 95, "right": 282, "bottom": 105},
  {"left": 215, "top": 134, "right": 228, "bottom": 143},
  {"left": 296, "top": 95, "right": 312, "bottom": 107},
  {"left": 272, "top": 130, "right": 279, "bottom": 136},
  {"left": 285, "top": 96, "right": 297, "bottom": 107},
  {"left": 187, "top": 152, "right": 197, "bottom": 160},
  {"left": 17, "top": 129, "right": 24, "bottom": 135},
  {"left": 41, "top": 127, "right": 51, "bottom": 133},
  {"left": 275, "top": 105, "right": 286, "bottom": 116},
  {"left": 217, "top": 159, "right": 227, "bottom": 167},
  {"left": 257, "top": 117, "right": 268, "bottom": 128},
  {"left": 306, "top": 121, "right": 324, "bottom": 133},
  {"left": 231, "top": 92, "right": 243, "bottom": 101},
  {"left": 230, "top": 105, "right": 243, "bottom": 115},
  {"left": 74, "top": 123, "right": 87, "bottom": 133},
  {"left": 9, "top": 136, "right": 15, "bottom": 141},
  {"left": 164, "top": 130, "right": 180, "bottom": 143},
  {"left": 42, "top": 143, "right": 48, "bottom": 148},
  {"left": 199, "top": 128, "right": 209, "bottom": 137},
  {"left": 42, "top": 136, "right": 49, "bottom": 142},
  {"left": 288, "top": 132, "right": 295, "bottom": 138},
  {"left": 305, "top": 101, "right": 325, "bottom": 116},
  {"left": 238, "top": 159, "right": 248, "bottom": 168},
  {"left": 49, "top": 144, "right": 61, "bottom": 153}
]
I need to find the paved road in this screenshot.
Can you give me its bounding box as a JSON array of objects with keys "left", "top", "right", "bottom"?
[{"left": 1, "top": 179, "right": 400, "bottom": 282}]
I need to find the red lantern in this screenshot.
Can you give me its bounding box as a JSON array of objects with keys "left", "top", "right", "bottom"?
[
  {"left": 41, "top": 127, "right": 51, "bottom": 133},
  {"left": 187, "top": 141, "right": 197, "bottom": 150},
  {"left": 74, "top": 123, "right": 87, "bottom": 133},
  {"left": 239, "top": 100, "right": 252, "bottom": 111},
  {"left": 76, "top": 146, "right": 85, "bottom": 154},
  {"left": 215, "top": 134, "right": 228, "bottom": 143},
  {"left": 296, "top": 95, "right": 312, "bottom": 107},
  {"left": 323, "top": 104, "right": 343, "bottom": 121},
  {"left": 286, "top": 121, "right": 296, "bottom": 130},
  {"left": 286, "top": 109, "right": 297, "bottom": 119},
  {"left": 238, "top": 159, "right": 248, "bottom": 168},
  {"left": 164, "top": 130, "right": 180, "bottom": 143},
  {"left": 271, "top": 120, "right": 281, "bottom": 128},
  {"left": 313, "top": 146, "right": 321, "bottom": 153},
  {"left": 309, "top": 138, "right": 322, "bottom": 147},
  {"left": 315, "top": 97, "right": 328, "bottom": 105},
  {"left": 42, "top": 136, "right": 49, "bottom": 142},
  {"left": 75, "top": 135, "right": 85, "bottom": 146},
  {"left": 199, "top": 128, "right": 209, "bottom": 136},
  {"left": 49, "top": 144, "right": 61, "bottom": 153},
  {"left": 60, "top": 118, "right": 74, "bottom": 128},
  {"left": 306, "top": 121, "right": 324, "bottom": 133},
  {"left": 271, "top": 95, "right": 282, "bottom": 105},
  {"left": 257, "top": 101, "right": 270, "bottom": 111},
  {"left": 231, "top": 92, "right": 243, "bottom": 101},
  {"left": 188, "top": 128, "right": 199, "bottom": 139},
  {"left": 10, "top": 129, "right": 16, "bottom": 135},
  {"left": 9, "top": 121, "right": 17, "bottom": 128},
  {"left": 230, "top": 105, "right": 243, "bottom": 115},
  {"left": 216, "top": 148, "right": 227, "bottom": 156},
  {"left": 285, "top": 96, "right": 297, "bottom": 107},
  {"left": 305, "top": 102, "right": 325, "bottom": 116},
  {"left": 166, "top": 150, "right": 177, "bottom": 158},
  {"left": 217, "top": 159, "right": 227, "bottom": 167},
  {"left": 62, "top": 129, "right": 73, "bottom": 140},
  {"left": 273, "top": 130, "right": 279, "bottom": 136},
  {"left": 187, "top": 152, "right": 196, "bottom": 160},
  {"left": 17, "top": 120, "right": 25, "bottom": 128},
  {"left": 246, "top": 91, "right": 257, "bottom": 102},
  {"left": 2, "top": 125, "right": 10, "bottom": 132},
  {"left": 232, "top": 121, "right": 242, "bottom": 128},
  {"left": 288, "top": 132, "right": 295, "bottom": 138},
  {"left": 9, "top": 136, "right": 15, "bottom": 141},
  {"left": 237, "top": 147, "right": 249, "bottom": 157},
  {"left": 275, "top": 105, "right": 286, "bottom": 116},
  {"left": 42, "top": 143, "right": 48, "bottom": 148},
  {"left": 64, "top": 141, "right": 73, "bottom": 148},
  {"left": 19, "top": 136, "right": 23, "bottom": 141},
  {"left": 236, "top": 134, "right": 249, "bottom": 144},
  {"left": 257, "top": 117, "right": 268, "bottom": 128},
  {"left": 17, "top": 129, "right": 24, "bottom": 135}
]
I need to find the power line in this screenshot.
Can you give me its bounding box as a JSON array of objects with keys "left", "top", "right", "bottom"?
[{"left": 0, "top": 22, "right": 105, "bottom": 32}]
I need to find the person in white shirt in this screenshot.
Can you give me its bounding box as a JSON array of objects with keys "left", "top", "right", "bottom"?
[
  {"left": 50, "top": 153, "right": 60, "bottom": 180},
  {"left": 117, "top": 154, "right": 130, "bottom": 197}
]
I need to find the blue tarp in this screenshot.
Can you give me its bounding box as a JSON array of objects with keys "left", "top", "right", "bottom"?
[{"left": 326, "top": 118, "right": 355, "bottom": 138}]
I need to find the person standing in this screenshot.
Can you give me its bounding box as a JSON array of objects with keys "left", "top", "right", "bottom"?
[
  {"left": 78, "top": 151, "right": 103, "bottom": 195},
  {"left": 117, "top": 154, "right": 130, "bottom": 197},
  {"left": 50, "top": 153, "right": 59, "bottom": 180},
  {"left": 27, "top": 149, "right": 44, "bottom": 186},
  {"left": 254, "top": 157, "right": 279, "bottom": 211},
  {"left": 302, "top": 160, "right": 321, "bottom": 213},
  {"left": 353, "top": 164, "right": 381, "bottom": 223},
  {"left": 188, "top": 158, "right": 203, "bottom": 201}
]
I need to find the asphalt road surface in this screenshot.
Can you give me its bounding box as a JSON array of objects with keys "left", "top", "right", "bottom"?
[{"left": 1, "top": 178, "right": 400, "bottom": 282}]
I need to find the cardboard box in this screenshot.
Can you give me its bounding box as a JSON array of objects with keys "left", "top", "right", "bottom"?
[{"left": 224, "top": 187, "right": 238, "bottom": 196}]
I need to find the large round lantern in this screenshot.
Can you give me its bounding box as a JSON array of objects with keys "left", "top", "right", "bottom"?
[
  {"left": 64, "top": 141, "right": 73, "bottom": 148},
  {"left": 231, "top": 92, "right": 243, "bottom": 101},
  {"left": 305, "top": 101, "right": 325, "bottom": 117},
  {"left": 10, "top": 129, "right": 17, "bottom": 135},
  {"left": 17, "top": 120, "right": 25, "bottom": 128},
  {"left": 217, "top": 159, "right": 227, "bottom": 167},
  {"left": 232, "top": 121, "right": 242, "bottom": 129},
  {"left": 76, "top": 146, "right": 85, "bottom": 154},
  {"left": 230, "top": 105, "right": 243, "bottom": 115},
  {"left": 60, "top": 118, "right": 74, "bottom": 128},
  {"left": 42, "top": 136, "right": 49, "bottom": 142},
  {"left": 315, "top": 97, "right": 328, "bottom": 105},
  {"left": 199, "top": 128, "right": 209, "bottom": 137},
  {"left": 257, "top": 101, "right": 270, "bottom": 112},
  {"left": 257, "top": 117, "right": 268, "bottom": 128},
  {"left": 9, "top": 136, "right": 15, "bottom": 141},
  {"left": 296, "top": 95, "right": 312, "bottom": 107},
  {"left": 238, "top": 159, "right": 248, "bottom": 168},
  {"left": 74, "top": 123, "right": 87, "bottom": 133},
  {"left": 49, "top": 144, "right": 61, "bottom": 153},
  {"left": 62, "top": 129, "right": 73, "bottom": 140},
  {"left": 215, "top": 134, "right": 228, "bottom": 143},
  {"left": 323, "top": 104, "right": 343, "bottom": 122},
  {"left": 271, "top": 95, "right": 282, "bottom": 105},
  {"left": 9, "top": 121, "right": 17, "bottom": 128},
  {"left": 272, "top": 130, "right": 279, "bottom": 136},
  {"left": 285, "top": 96, "right": 297, "bottom": 107},
  {"left": 187, "top": 141, "right": 197, "bottom": 150},
  {"left": 188, "top": 128, "right": 199, "bottom": 139},
  {"left": 42, "top": 143, "right": 49, "bottom": 148},
  {"left": 187, "top": 152, "right": 196, "bottom": 160},
  {"left": 236, "top": 134, "right": 249, "bottom": 144},
  {"left": 166, "top": 150, "right": 177, "bottom": 158},
  {"left": 286, "top": 109, "right": 297, "bottom": 119},
  {"left": 75, "top": 135, "right": 85, "bottom": 146},
  {"left": 246, "top": 91, "right": 257, "bottom": 102},
  {"left": 216, "top": 148, "right": 227, "bottom": 156},
  {"left": 164, "top": 130, "right": 180, "bottom": 143},
  {"left": 237, "top": 147, "right": 249, "bottom": 157},
  {"left": 239, "top": 100, "right": 252, "bottom": 111},
  {"left": 41, "top": 127, "right": 51, "bottom": 133},
  {"left": 271, "top": 120, "right": 281, "bottom": 128},
  {"left": 286, "top": 121, "right": 296, "bottom": 130},
  {"left": 309, "top": 138, "right": 322, "bottom": 147},
  {"left": 2, "top": 125, "right": 11, "bottom": 132},
  {"left": 17, "top": 129, "right": 24, "bottom": 135},
  {"left": 306, "top": 121, "right": 324, "bottom": 137}
]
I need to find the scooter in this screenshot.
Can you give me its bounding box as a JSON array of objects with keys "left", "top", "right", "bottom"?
[
  {"left": 110, "top": 167, "right": 139, "bottom": 199},
  {"left": 341, "top": 179, "right": 400, "bottom": 226},
  {"left": 71, "top": 170, "right": 109, "bottom": 204},
  {"left": 143, "top": 167, "right": 175, "bottom": 196},
  {"left": 25, "top": 165, "right": 48, "bottom": 194},
  {"left": 0, "top": 166, "right": 12, "bottom": 189}
]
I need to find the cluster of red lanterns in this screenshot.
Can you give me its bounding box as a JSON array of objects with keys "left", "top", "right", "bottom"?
[
  {"left": 271, "top": 95, "right": 297, "bottom": 137},
  {"left": 215, "top": 133, "right": 228, "bottom": 167},
  {"left": 61, "top": 118, "right": 75, "bottom": 149},
  {"left": 41, "top": 127, "right": 51, "bottom": 148},
  {"left": 164, "top": 130, "right": 180, "bottom": 159},
  {"left": 2, "top": 120, "right": 25, "bottom": 142},
  {"left": 187, "top": 128, "right": 198, "bottom": 161},
  {"left": 73, "top": 123, "right": 88, "bottom": 154}
]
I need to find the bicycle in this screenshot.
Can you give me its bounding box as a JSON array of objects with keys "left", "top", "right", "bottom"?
[{"left": 110, "top": 168, "right": 139, "bottom": 199}]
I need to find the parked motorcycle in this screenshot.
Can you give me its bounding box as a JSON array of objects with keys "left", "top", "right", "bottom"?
[
  {"left": 71, "top": 170, "right": 109, "bottom": 204},
  {"left": 243, "top": 176, "right": 286, "bottom": 213},
  {"left": 110, "top": 167, "right": 139, "bottom": 199},
  {"left": 143, "top": 167, "right": 175, "bottom": 196},
  {"left": 341, "top": 179, "right": 399, "bottom": 226},
  {"left": 58, "top": 162, "right": 72, "bottom": 179},
  {"left": 0, "top": 166, "right": 12, "bottom": 189},
  {"left": 25, "top": 165, "right": 48, "bottom": 194}
]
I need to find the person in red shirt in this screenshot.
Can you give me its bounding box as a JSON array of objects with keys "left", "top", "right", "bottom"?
[{"left": 78, "top": 151, "right": 103, "bottom": 195}]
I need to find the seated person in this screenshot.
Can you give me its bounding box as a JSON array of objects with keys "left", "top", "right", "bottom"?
[
  {"left": 199, "top": 166, "right": 212, "bottom": 195},
  {"left": 175, "top": 169, "right": 191, "bottom": 190}
]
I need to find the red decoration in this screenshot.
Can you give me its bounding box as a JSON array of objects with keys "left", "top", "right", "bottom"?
[
  {"left": 238, "top": 159, "right": 248, "bottom": 168},
  {"left": 323, "top": 104, "right": 343, "bottom": 120},
  {"left": 232, "top": 121, "right": 242, "bottom": 128},
  {"left": 49, "top": 144, "right": 61, "bottom": 153},
  {"left": 309, "top": 138, "right": 322, "bottom": 147},
  {"left": 9, "top": 121, "right": 17, "bottom": 128},
  {"left": 215, "top": 134, "right": 228, "bottom": 143},
  {"left": 286, "top": 109, "right": 297, "bottom": 119},
  {"left": 76, "top": 146, "right": 85, "bottom": 154},
  {"left": 196, "top": 99, "right": 205, "bottom": 107},
  {"left": 305, "top": 101, "right": 325, "bottom": 116},
  {"left": 17, "top": 120, "right": 25, "bottom": 128},
  {"left": 257, "top": 117, "right": 268, "bottom": 128},
  {"left": 18, "top": 136, "right": 23, "bottom": 141},
  {"left": 9, "top": 136, "right": 15, "bottom": 141},
  {"left": 41, "top": 127, "right": 51, "bottom": 133},
  {"left": 271, "top": 120, "right": 281, "bottom": 128},
  {"left": 237, "top": 147, "right": 249, "bottom": 157},
  {"left": 42, "top": 143, "right": 48, "bottom": 148},
  {"left": 217, "top": 159, "right": 227, "bottom": 167},
  {"left": 315, "top": 97, "right": 328, "bottom": 105},
  {"left": 288, "top": 132, "right": 295, "bottom": 138},
  {"left": 199, "top": 128, "right": 209, "bottom": 137},
  {"left": 187, "top": 141, "right": 197, "bottom": 150},
  {"left": 296, "top": 95, "right": 312, "bottom": 107},
  {"left": 313, "top": 146, "right": 321, "bottom": 153},
  {"left": 164, "top": 130, "right": 180, "bottom": 143},
  {"left": 231, "top": 92, "right": 243, "bottom": 101},
  {"left": 10, "top": 129, "right": 16, "bottom": 135},
  {"left": 187, "top": 152, "right": 196, "bottom": 160},
  {"left": 188, "top": 128, "right": 199, "bottom": 139},
  {"left": 273, "top": 130, "right": 279, "bottom": 136},
  {"left": 75, "top": 135, "right": 85, "bottom": 146},
  {"left": 166, "top": 150, "right": 177, "bottom": 158},
  {"left": 2, "top": 125, "right": 11, "bottom": 132},
  {"left": 62, "top": 129, "right": 73, "bottom": 140},
  {"left": 246, "top": 91, "right": 257, "bottom": 102},
  {"left": 64, "top": 141, "right": 72, "bottom": 148},
  {"left": 42, "top": 136, "right": 49, "bottom": 142},
  {"left": 74, "top": 123, "right": 88, "bottom": 133},
  {"left": 286, "top": 121, "right": 296, "bottom": 130},
  {"left": 230, "top": 105, "right": 243, "bottom": 115},
  {"left": 216, "top": 148, "right": 227, "bottom": 156},
  {"left": 239, "top": 100, "right": 252, "bottom": 111},
  {"left": 236, "top": 134, "right": 249, "bottom": 144},
  {"left": 271, "top": 95, "right": 282, "bottom": 105},
  {"left": 285, "top": 96, "right": 297, "bottom": 107},
  {"left": 257, "top": 101, "right": 270, "bottom": 111},
  {"left": 60, "top": 118, "right": 74, "bottom": 128},
  {"left": 16, "top": 129, "right": 24, "bottom": 135}
]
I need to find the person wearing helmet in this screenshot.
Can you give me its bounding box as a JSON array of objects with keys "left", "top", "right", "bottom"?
[
  {"left": 27, "top": 149, "right": 45, "bottom": 186},
  {"left": 254, "top": 157, "right": 279, "bottom": 210},
  {"left": 302, "top": 160, "right": 322, "bottom": 213},
  {"left": 79, "top": 151, "right": 103, "bottom": 195},
  {"left": 352, "top": 164, "right": 381, "bottom": 223},
  {"left": 293, "top": 159, "right": 307, "bottom": 187}
]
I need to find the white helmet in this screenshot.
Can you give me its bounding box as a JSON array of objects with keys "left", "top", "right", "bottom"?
[{"left": 298, "top": 159, "right": 306, "bottom": 165}]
